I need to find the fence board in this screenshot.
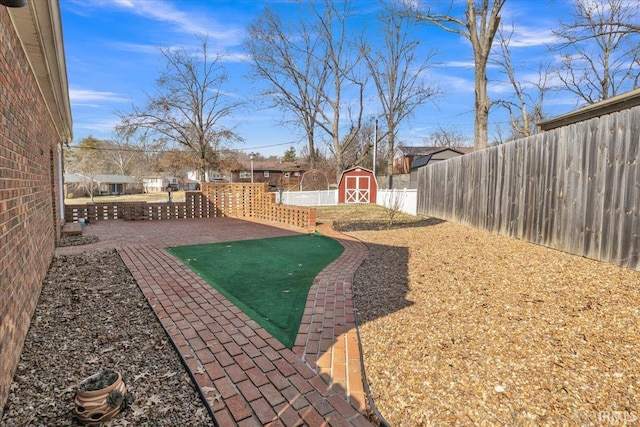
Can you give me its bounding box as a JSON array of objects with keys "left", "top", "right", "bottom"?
[{"left": 417, "top": 106, "right": 640, "bottom": 271}]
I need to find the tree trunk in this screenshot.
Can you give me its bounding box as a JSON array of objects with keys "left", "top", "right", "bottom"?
[{"left": 474, "top": 71, "right": 490, "bottom": 150}]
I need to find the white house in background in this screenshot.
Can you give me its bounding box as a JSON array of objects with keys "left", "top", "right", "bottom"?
[
  {"left": 64, "top": 173, "right": 141, "bottom": 197},
  {"left": 187, "top": 169, "right": 227, "bottom": 183},
  {"left": 142, "top": 174, "right": 200, "bottom": 192}
]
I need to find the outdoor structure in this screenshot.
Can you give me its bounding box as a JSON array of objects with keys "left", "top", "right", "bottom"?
[
  {"left": 65, "top": 183, "right": 317, "bottom": 229},
  {"left": 417, "top": 88, "right": 640, "bottom": 271},
  {"left": 409, "top": 147, "right": 467, "bottom": 186},
  {"left": 394, "top": 145, "right": 473, "bottom": 174},
  {"left": 338, "top": 166, "right": 378, "bottom": 204},
  {"left": 0, "top": 0, "right": 73, "bottom": 412},
  {"left": 300, "top": 168, "right": 330, "bottom": 191}
]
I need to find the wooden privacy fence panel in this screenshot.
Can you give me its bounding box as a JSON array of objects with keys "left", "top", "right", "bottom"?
[
  {"left": 418, "top": 107, "right": 640, "bottom": 271},
  {"left": 65, "top": 183, "right": 316, "bottom": 229}
]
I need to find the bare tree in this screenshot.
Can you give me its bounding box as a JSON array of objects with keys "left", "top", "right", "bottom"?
[
  {"left": 65, "top": 136, "right": 106, "bottom": 202},
  {"left": 552, "top": 0, "right": 640, "bottom": 104},
  {"left": 247, "top": 1, "right": 366, "bottom": 181},
  {"left": 100, "top": 137, "right": 140, "bottom": 176},
  {"left": 117, "top": 38, "right": 242, "bottom": 182},
  {"left": 246, "top": 7, "right": 327, "bottom": 168},
  {"left": 428, "top": 125, "right": 470, "bottom": 148},
  {"left": 406, "top": 0, "right": 506, "bottom": 151},
  {"left": 313, "top": 0, "right": 367, "bottom": 181},
  {"left": 493, "top": 26, "right": 551, "bottom": 138},
  {"left": 362, "top": 4, "right": 439, "bottom": 188}
]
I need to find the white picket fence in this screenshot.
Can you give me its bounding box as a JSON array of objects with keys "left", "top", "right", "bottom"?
[{"left": 276, "top": 189, "right": 417, "bottom": 216}]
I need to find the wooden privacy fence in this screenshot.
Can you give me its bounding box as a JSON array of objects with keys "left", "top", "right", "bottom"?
[
  {"left": 417, "top": 107, "right": 640, "bottom": 271},
  {"left": 65, "top": 183, "right": 316, "bottom": 229}
]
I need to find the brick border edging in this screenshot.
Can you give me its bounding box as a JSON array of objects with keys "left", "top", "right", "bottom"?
[
  {"left": 295, "top": 223, "right": 392, "bottom": 427},
  {"left": 119, "top": 244, "right": 373, "bottom": 426}
]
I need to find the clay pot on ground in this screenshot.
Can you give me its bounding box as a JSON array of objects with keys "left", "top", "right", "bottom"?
[{"left": 73, "top": 368, "right": 127, "bottom": 425}]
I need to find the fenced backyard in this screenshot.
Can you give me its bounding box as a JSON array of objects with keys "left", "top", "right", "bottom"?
[{"left": 417, "top": 106, "right": 640, "bottom": 271}]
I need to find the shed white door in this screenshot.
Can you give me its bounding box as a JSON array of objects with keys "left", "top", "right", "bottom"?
[{"left": 345, "top": 175, "right": 370, "bottom": 203}]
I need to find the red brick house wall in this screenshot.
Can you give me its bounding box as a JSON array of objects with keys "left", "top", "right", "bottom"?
[{"left": 0, "top": 8, "right": 66, "bottom": 412}]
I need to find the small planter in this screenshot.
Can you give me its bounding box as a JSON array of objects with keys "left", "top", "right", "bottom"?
[{"left": 73, "top": 368, "right": 127, "bottom": 425}]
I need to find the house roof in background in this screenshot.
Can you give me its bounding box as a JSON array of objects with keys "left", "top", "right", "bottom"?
[
  {"left": 64, "top": 173, "right": 137, "bottom": 183},
  {"left": 236, "top": 161, "right": 309, "bottom": 171},
  {"left": 410, "top": 154, "right": 434, "bottom": 170}
]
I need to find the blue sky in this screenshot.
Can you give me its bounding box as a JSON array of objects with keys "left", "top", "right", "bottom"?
[{"left": 60, "top": 0, "right": 580, "bottom": 157}]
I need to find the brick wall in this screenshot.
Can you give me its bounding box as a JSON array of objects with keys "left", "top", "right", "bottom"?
[
  {"left": 0, "top": 8, "right": 63, "bottom": 413},
  {"left": 65, "top": 185, "right": 317, "bottom": 230}
]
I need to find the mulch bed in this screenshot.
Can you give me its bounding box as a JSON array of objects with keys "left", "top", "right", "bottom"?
[
  {"left": 0, "top": 250, "right": 215, "bottom": 426},
  {"left": 348, "top": 221, "right": 640, "bottom": 426}
]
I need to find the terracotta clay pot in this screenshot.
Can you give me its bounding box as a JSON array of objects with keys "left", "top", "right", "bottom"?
[{"left": 73, "top": 370, "right": 126, "bottom": 425}]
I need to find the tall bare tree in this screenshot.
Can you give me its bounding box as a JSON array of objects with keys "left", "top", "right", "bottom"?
[
  {"left": 246, "top": 7, "right": 327, "bottom": 168},
  {"left": 428, "top": 125, "right": 470, "bottom": 148},
  {"left": 406, "top": 0, "right": 506, "bottom": 151},
  {"left": 552, "top": 0, "right": 640, "bottom": 104},
  {"left": 247, "top": 1, "right": 366, "bottom": 181},
  {"left": 117, "top": 38, "right": 242, "bottom": 182},
  {"left": 362, "top": 4, "right": 439, "bottom": 188},
  {"left": 493, "top": 26, "right": 550, "bottom": 138},
  {"left": 312, "top": 0, "right": 366, "bottom": 181}
]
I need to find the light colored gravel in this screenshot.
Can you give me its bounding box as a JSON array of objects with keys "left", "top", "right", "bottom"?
[{"left": 349, "top": 221, "right": 640, "bottom": 426}]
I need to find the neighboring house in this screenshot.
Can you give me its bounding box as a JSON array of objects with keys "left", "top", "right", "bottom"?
[
  {"left": 187, "top": 169, "right": 228, "bottom": 183},
  {"left": 0, "top": 0, "right": 73, "bottom": 411},
  {"left": 408, "top": 147, "right": 469, "bottom": 185},
  {"left": 143, "top": 174, "right": 200, "bottom": 192},
  {"left": 394, "top": 145, "right": 474, "bottom": 175},
  {"left": 230, "top": 161, "right": 308, "bottom": 191},
  {"left": 65, "top": 173, "right": 142, "bottom": 197}
]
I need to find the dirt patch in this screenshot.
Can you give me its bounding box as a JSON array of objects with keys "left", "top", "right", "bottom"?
[
  {"left": 0, "top": 250, "right": 214, "bottom": 427},
  {"left": 349, "top": 221, "right": 640, "bottom": 426}
]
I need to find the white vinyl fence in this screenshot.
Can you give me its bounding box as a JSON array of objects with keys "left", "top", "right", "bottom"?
[
  {"left": 276, "top": 188, "right": 418, "bottom": 216},
  {"left": 276, "top": 190, "right": 338, "bottom": 206},
  {"left": 377, "top": 189, "right": 417, "bottom": 216}
]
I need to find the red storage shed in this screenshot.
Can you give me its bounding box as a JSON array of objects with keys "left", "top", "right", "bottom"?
[{"left": 338, "top": 167, "right": 377, "bottom": 204}]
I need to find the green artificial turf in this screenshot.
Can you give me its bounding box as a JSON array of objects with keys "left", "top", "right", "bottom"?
[{"left": 166, "top": 233, "right": 344, "bottom": 348}]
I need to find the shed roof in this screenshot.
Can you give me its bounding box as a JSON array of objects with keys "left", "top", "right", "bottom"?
[{"left": 410, "top": 154, "right": 433, "bottom": 170}]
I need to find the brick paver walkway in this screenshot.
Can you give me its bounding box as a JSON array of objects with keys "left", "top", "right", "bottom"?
[{"left": 58, "top": 218, "right": 373, "bottom": 426}]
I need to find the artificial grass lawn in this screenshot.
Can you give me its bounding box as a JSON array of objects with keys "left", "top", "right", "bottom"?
[{"left": 167, "top": 233, "right": 344, "bottom": 348}]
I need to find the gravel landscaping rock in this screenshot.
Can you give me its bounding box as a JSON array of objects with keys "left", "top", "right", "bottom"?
[{"left": 349, "top": 221, "right": 640, "bottom": 426}]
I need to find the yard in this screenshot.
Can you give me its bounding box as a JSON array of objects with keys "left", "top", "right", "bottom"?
[
  {"left": 2, "top": 205, "right": 638, "bottom": 426},
  {"left": 325, "top": 206, "right": 640, "bottom": 426}
]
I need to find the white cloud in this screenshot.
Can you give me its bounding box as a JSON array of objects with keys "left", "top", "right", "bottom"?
[
  {"left": 74, "top": 118, "right": 122, "bottom": 135},
  {"left": 508, "top": 27, "right": 558, "bottom": 48},
  {"left": 70, "top": 0, "right": 244, "bottom": 45},
  {"left": 69, "top": 88, "right": 130, "bottom": 103}
]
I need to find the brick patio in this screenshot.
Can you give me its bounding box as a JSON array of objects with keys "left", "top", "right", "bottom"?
[{"left": 57, "top": 218, "right": 373, "bottom": 426}]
